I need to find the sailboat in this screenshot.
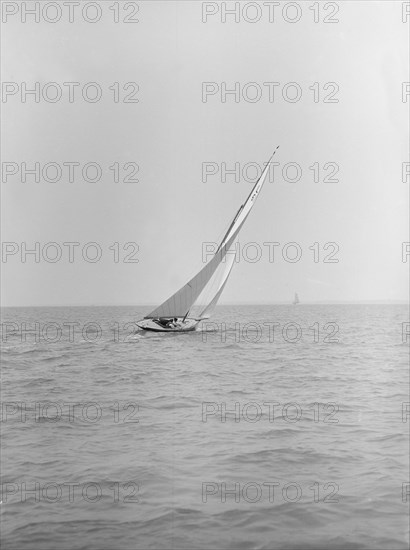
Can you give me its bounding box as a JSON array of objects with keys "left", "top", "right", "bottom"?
[
  {"left": 293, "top": 292, "right": 300, "bottom": 305},
  {"left": 137, "top": 146, "right": 280, "bottom": 332}
]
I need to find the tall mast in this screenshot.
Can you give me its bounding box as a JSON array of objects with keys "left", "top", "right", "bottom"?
[{"left": 217, "top": 146, "right": 279, "bottom": 252}]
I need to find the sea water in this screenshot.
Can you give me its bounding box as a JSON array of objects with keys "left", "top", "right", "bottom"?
[{"left": 1, "top": 304, "right": 409, "bottom": 549}]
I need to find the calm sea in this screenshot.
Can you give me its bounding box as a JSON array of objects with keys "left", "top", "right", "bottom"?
[{"left": 1, "top": 304, "right": 409, "bottom": 550}]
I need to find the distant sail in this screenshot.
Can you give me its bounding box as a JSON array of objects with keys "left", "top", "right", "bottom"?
[
  {"left": 145, "top": 149, "right": 278, "bottom": 320},
  {"left": 293, "top": 292, "right": 300, "bottom": 305}
]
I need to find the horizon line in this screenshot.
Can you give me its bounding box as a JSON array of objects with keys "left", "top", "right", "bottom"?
[{"left": 1, "top": 300, "right": 408, "bottom": 309}]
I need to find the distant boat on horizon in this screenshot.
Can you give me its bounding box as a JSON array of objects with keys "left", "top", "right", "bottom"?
[
  {"left": 293, "top": 292, "right": 300, "bottom": 305},
  {"left": 137, "top": 146, "right": 280, "bottom": 332}
]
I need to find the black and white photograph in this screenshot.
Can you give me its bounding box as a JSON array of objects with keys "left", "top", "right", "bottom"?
[{"left": 1, "top": 1, "right": 409, "bottom": 548}]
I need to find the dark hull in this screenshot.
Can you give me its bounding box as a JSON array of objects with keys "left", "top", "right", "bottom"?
[{"left": 136, "top": 318, "right": 199, "bottom": 332}]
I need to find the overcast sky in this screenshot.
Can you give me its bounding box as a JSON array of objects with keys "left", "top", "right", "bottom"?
[{"left": 1, "top": 1, "right": 408, "bottom": 306}]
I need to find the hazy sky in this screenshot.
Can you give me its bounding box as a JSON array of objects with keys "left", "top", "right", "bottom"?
[{"left": 1, "top": 0, "right": 409, "bottom": 306}]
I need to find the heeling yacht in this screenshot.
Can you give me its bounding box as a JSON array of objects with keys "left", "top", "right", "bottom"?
[{"left": 137, "top": 146, "right": 280, "bottom": 332}]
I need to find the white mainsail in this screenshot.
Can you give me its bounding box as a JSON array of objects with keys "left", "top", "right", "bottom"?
[
  {"left": 197, "top": 246, "right": 237, "bottom": 319},
  {"left": 144, "top": 147, "right": 279, "bottom": 320},
  {"left": 144, "top": 227, "right": 243, "bottom": 319}
]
